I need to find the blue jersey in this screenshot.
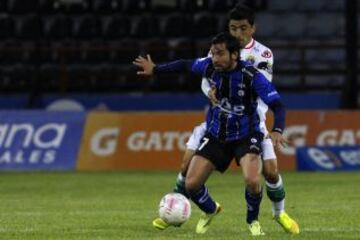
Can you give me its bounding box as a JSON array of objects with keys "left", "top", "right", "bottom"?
[{"left": 192, "top": 57, "right": 281, "bottom": 141}]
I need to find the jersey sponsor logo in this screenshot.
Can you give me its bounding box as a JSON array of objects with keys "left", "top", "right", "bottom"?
[
  {"left": 217, "top": 98, "right": 245, "bottom": 116},
  {"left": 261, "top": 50, "right": 272, "bottom": 58}
]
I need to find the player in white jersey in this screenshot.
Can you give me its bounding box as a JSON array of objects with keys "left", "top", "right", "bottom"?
[{"left": 153, "top": 5, "right": 299, "bottom": 236}]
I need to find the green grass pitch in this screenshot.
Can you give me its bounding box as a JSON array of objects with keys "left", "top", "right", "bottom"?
[{"left": 0, "top": 171, "right": 359, "bottom": 239}]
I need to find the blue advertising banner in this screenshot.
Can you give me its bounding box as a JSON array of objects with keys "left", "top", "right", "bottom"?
[
  {"left": 0, "top": 111, "right": 85, "bottom": 171},
  {"left": 38, "top": 94, "right": 209, "bottom": 111},
  {"left": 35, "top": 93, "right": 340, "bottom": 111},
  {"left": 297, "top": 146, "right": 360, "bottom": 171}
]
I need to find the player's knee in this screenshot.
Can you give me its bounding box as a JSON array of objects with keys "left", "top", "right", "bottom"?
[
  {"left": 263, "top": 160, "right": 279, "bottom": 184},
  {"left": 263, "top": 171, "right": 279, "bottom": 184},
  {"left": 245, "top": 175, "right": 261, "bottom": 193}
]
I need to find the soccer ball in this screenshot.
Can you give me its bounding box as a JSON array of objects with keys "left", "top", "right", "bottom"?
[{"left": 159, "top": 193, "right": 191, "bottom": 226}]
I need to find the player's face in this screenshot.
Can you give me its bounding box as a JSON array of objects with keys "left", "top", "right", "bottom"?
[
  {"left": 210, "top": 43, "right": 238, "bottom": 72},
  {"left": 228, "top": 19, "right": 256, "bottom": 47}
]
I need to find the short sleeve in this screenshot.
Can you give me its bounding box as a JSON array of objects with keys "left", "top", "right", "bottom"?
[
  {"left": 252, "top": 71, "right": 280, "bottom": 105},
  {"left": 191, "top": 57, "right": 211, "bottom": 75}
]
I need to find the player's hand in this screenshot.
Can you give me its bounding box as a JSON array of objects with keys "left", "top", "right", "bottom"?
[
  {"left": 133, "top": 54, "right": 155, "bottom": 76},
  {"left": 208, "top": 86, "right": 219, "bottom": 105},
  {"left": 268, "top": 131, "right": 289, "bottom": 150}
]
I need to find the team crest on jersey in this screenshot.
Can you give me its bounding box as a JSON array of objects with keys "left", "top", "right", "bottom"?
[
  {"left": 261, "top": 50, "right": 272, "bottom": 58},
  {"left": 245, "top": 55, "right": 255, "bottom": 64},
  {"left": 237, "top": 90, "right": 245, "bottom": 97}
]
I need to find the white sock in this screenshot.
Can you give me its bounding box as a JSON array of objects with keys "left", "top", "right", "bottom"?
[{"left": 273, "top": 199, "right": 285, "bottom": 217}]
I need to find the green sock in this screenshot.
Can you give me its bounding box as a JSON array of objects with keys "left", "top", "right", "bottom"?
[
  {"left": 266, "top": 175, "right": 285, "bottom": 216},
  {"left": 174, "top": 173, "right": 189, "bottom": 198}
]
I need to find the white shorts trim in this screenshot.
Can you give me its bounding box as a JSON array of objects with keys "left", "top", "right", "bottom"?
[{"left": 186, "top": 122, "right": 207, "bottom": 151}]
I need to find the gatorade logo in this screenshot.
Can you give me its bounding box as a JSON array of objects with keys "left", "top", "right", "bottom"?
[{"left": 91, "top": 128, "right": 120, "bottom": 156}]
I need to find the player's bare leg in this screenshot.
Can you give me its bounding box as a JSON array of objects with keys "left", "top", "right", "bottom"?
[
  {"left": 174, "top": 122, "right": 206, "bottom": 197},
  {"left": 186, "top": 155, "right": 222, "bottom": 234},
  {"left": 240, "top": 153, "right": 265, "bottom": 236},
  {"left": 263, "top": 159, "right": 300, "bottom": 234},
  {"left": 174, "top": 148, "right": 194, "bottom": 197}
]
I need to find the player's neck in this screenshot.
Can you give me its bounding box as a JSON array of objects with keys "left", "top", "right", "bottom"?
[{"left": 229, "top": 61, "right": 238, "bottom": 71}]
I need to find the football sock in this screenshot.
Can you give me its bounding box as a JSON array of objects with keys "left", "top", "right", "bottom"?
[
  {"left": 266, "top": 175, "right": 285, "bottom": 216},
  {"left": 189, "top": 185, "right": 216, "bottom": 214},
  {"left": 174, "top": 172, "right": 189, "bottom": 198},
  {"left": 245, "top": 187, "right": 263, "bottom": 224}
]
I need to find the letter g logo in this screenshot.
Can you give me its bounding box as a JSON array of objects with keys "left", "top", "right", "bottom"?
[{"left": 91, "top": 128, "right": 119, "bottom": 156}]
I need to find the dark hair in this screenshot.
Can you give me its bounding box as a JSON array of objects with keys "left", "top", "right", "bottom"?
[
  {"left": 211, "top": 32, "right": 241, "bottom": 54},
  {"left": 228, "top": 5, "right": 255, "bottom": 25}
]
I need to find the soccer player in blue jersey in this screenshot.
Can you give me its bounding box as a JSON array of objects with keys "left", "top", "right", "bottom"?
[
  {"left": 150, "top": 5, "right": 299, "bottom": 236},
  {"left": 134, "top": 32, "right": 288, "bottom": 234},
  {"left": 202, "top": 6, "right": 299, "bottom": 235}
]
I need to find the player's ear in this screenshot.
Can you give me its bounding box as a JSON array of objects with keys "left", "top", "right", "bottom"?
[
  {"left": 231, "top": 51, "right": 239, "bottom": 61},
  {"left": 251, "top": 24, "right": 256, "bottom": 34}
]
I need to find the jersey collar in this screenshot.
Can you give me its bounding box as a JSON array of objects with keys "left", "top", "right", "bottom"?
[{"left": 244, "top": 38, "right": 255, "bottom": 49}]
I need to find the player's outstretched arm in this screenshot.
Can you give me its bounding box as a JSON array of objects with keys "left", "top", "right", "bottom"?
[
  {"left": 133, "top": 55, "right": 198, "bottom": 76},
  {"left": 133, "top": 54, "right": 155, "bottom": 76}
]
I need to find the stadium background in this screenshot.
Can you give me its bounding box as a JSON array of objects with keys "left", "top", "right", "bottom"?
[{"left": 0, "top": 0, "right": 359, "bottom": 239}]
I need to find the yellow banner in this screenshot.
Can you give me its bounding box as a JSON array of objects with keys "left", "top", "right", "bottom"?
[{"left": 77, "top": 111, "right": 360, "bottom": 171}]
